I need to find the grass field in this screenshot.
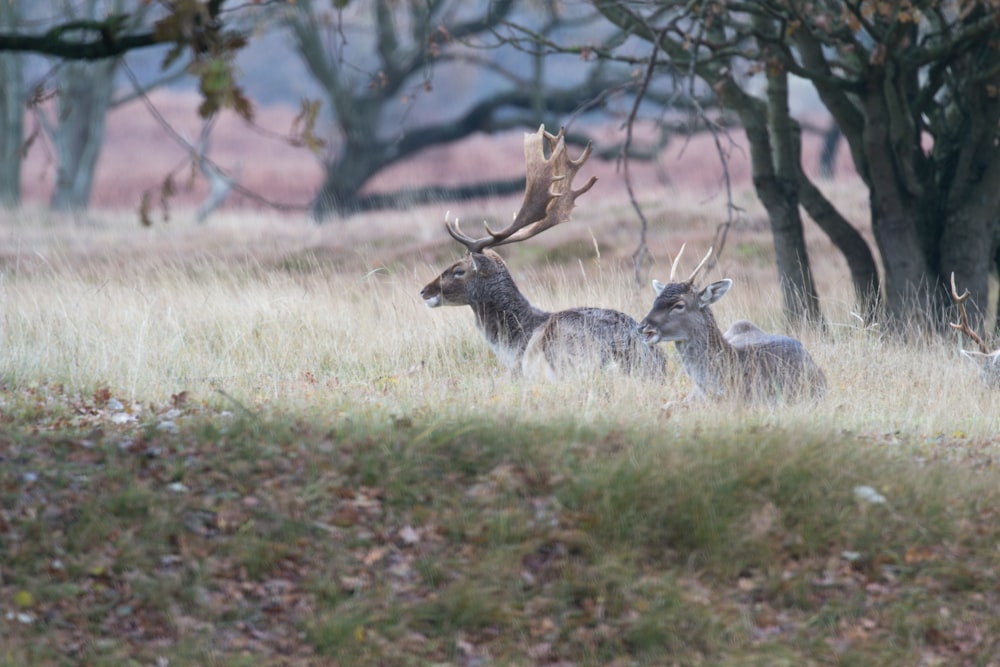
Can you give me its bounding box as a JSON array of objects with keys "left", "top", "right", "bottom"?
[{"left": 3, "top": 187, "right": 1000, "bottom": 666}]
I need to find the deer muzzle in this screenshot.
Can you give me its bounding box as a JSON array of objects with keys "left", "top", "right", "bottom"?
[
  {"left": 638, "top": 320, "right": 662, "bottom": 345},
  {"left": 420, "top": 284, "right": 442, "bottom": 308}
]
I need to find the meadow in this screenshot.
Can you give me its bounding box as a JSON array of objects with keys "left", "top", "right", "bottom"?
[{"left": 3, "top": 181, "right": 1000, "bottom": 666}]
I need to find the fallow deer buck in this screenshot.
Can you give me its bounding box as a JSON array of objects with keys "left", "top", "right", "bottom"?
[
  {"left": 949, "top": 273, "right": 1000, "bottom": 388},
  {"left": 420, "top": 125, "right": 666, "bottom": 380},
  {"left": 637, "top": 246, "right": 827, "bottom": 402}
]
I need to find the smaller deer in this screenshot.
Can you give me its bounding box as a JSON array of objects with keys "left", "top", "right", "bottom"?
[
  {"left": 420, "top": 125, "right": 666, "bottom": 380},
  {"left": 949, "top": 273, "right": 1000, "bottom": 388},
  {"left": 637, "top": 246, "right": 827, "bottom": 402}
]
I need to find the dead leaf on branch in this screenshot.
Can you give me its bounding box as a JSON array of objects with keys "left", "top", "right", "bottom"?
[{"left": 290, "top": 98, "right": 326, "bottom": 153}]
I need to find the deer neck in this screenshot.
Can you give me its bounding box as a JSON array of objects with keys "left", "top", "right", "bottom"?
[
  {"left": 470, "top": 274, "right": 550, "bottom": 368},
  {"left": 674, "top": 314, "right": 738, "bottom": 397}
]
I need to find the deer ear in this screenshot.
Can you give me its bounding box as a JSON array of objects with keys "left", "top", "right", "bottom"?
[
  {"left": 652, "top": 279, "right": 667, "bottom": 295},
  {"left": 698, "top": 279, "right": 733, "bottom": 307}
]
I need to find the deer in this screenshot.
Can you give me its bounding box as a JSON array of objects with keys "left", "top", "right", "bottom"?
[
  {"left": 637, "top": 246, "right": 827, "bottom": 402},
  {"left": 420, "top": 125, "right": 667, "bottom": 381},
  {"left": 949, "top": 272, "right": 1000, "bottom": 388}
]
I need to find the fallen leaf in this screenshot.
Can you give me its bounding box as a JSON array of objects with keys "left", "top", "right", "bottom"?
[
  {"left": 14, "top": 590, "right": 34, "bottom": 608},
  {"left": 330, "top": 506, "right": 361, "bottom": 527},
  {"left": 398, "top": 525, "right": 420, "bottom": 546},
  {"left": 363, "top": 547, "right": 388, "bottom": 566}
]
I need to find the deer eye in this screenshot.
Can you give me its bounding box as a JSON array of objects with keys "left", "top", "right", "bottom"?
[
  {"left": 671, "top": 302, "right": 686, "bottom": 312},
  {"left": 452, "top": 268, "right": 466, "bottom": 278}
]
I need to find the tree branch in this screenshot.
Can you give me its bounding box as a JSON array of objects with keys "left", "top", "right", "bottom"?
[
  {"left": 0, "top": 29, "right": 160, "bottom": 60},
  {"left": 351, "top": 177, "right": 527, "bottom": 213}
]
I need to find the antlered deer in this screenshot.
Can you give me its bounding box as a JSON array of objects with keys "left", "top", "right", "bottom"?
[
  {"left": 949, "top": 273, "right": 1000, "bottom": 388},
  {"left": 420, "top": 125, "right": 666, "bottom": 380},
  {"left": 637, "top": 246, "right": 827, "bottom": 402}
]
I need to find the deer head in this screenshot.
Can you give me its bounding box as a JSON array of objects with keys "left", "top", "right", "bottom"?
[
  {"left": 420, "top": 247, "right": 510, "bottom": 309},
  {"left": 637, "top": 245, "right": 725, "bottom": 345}
]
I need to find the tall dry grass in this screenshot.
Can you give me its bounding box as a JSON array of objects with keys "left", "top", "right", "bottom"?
[{"left": 1, "top": 186, "right": 995, "bottom": 443}]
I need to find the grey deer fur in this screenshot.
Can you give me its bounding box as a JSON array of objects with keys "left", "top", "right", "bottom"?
[
  {"left": 420, "top": 125, "right": 666, "bottom": 380},
  {"left": 637, "top": 246, "right": 826, "bottom": 402}
]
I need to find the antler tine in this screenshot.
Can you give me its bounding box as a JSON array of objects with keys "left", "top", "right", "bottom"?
[
  {"left": 685, "top": 247, "right": 713, "bottom": 284},
  {"left": 949, "top": 271, "right": 967, "bottom": 303},
  {"left": 668, "top": 243, "right": 687, "bottom": 281},
  {"left": 444, "top": 211, "right": 484, "bottom": 253},
  {"left": 949, "top": 272, "right": 991, "bottom": 354}
]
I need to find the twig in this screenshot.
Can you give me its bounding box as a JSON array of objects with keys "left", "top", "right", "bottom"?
[
  {"left": 121, "top": 61, "right": 310, "bottom": 215},
  {"left": 624, "top": 28, "right": 666, "bottom": 287}
]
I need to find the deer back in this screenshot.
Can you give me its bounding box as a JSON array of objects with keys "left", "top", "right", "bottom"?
[
  {"left": 728, "top": 333, "right": 827, "bottom": 402},
  {"left": 422, "top": 250, "right": 665, "bottom": 379},
  {"left": 522, "top": 307, "right": 668, "bottom": 381}
]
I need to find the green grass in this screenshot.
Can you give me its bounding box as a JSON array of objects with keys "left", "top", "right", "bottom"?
[{"left": 4, "top": 401, "right": 1000, "bottom": 665}]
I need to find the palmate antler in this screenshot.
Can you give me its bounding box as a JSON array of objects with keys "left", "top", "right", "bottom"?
[
  {"left": 949, "top": 272, "right": 992, "bottom": 354},
  {"left": 446, "top": 125, "right": 597, "bottom": 253}
]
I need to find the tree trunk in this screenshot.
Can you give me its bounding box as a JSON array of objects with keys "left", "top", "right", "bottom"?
[
  {"left": 49, "top": 60, "right": 116, "bottom": 211},
  {"left": 311, "top": 129, "right": 388, "bottom": 218},
  {"left": 765, "top": 71, "right": 823, "bottom": 327},
  {"left": 995, "top": 244, "right": 1000, "bottom": 336},
  {"left": 0, "top": 2, "right": 23, "bottom": 208},
  {"left": 722, "top": 65, "right": 824, "bottom": 326},
  {"left": 311, "top": 163, "right": 369, "bottom": 219},
  {"left": 940, "top": 205, "right": 992, "bottom": 333},
  {"left": 797, "top": 176, "right": 880, "bottom": 321},
  {"left": 939, "top": 158, "right": 1000, "bottom": 333},
  {"left": 752, "top": 165, "right": 823, "bottom": 327},
  {"left": 818, "top": 124, "right": 840, "bottom": 179},
  {"left": 857, "top": 70, "right": 941, "bottom": 330},
  {"left": 869, "top": 201, "right": 940, "bottom": 330}
]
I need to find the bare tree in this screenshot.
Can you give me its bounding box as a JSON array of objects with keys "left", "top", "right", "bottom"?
[
  {"left": 0, "top": 0, "right": 261, "bottom": 214},
  {"left": 25, "top": 0, "right": 266, "bottom": 214},
  {"left": 25, "top": 1, "right": 157, "bottom": 211},
  {"left": 282, "top": 0, "right": 656, "bottom": 220},
  {"left": 592, "top": 1, "right": 1000, "bottom": 333}
]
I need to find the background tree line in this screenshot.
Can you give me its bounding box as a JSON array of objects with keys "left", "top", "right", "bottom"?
[{"left": 1, "top": 0, "right": 998, "bottom": 336}]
